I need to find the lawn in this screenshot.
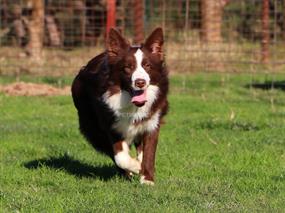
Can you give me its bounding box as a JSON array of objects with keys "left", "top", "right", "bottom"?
[{"left": 0, "top": 73, "right": 285, "bottom": 212}]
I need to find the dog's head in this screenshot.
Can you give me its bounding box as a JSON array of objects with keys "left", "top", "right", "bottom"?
[{"left": 107, "top": 28, "right": 165, "bottom": 107}]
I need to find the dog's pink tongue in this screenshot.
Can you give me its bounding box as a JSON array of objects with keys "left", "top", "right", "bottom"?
[{"left": 131, "top": 90, "right": 147, "bottom": 106}]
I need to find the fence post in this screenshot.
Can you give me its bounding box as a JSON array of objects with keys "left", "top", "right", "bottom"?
[
  {"left": 283, "top": 0, "right": 285, "bottom": 40},
  {"left": 185, "top": 0, "right": 190, "bottom": 33},
  {"left": 261, "top": 0, "right": 270, "bottom": 64},
  {"left": 27, "top": 0, "right": 44, "bottom": 62},
  {"left": 106, "top": 0, "right": 116, "bottom": 36},
  {"left": 134, "top": 0, "right": 144, "bottom": 44}
]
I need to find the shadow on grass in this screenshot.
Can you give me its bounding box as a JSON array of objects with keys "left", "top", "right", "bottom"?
[
  {"left": 24, "top": 153, "right": 118, "bottom": 181},
  {"left": 247, "top": 81, "right": 285, "bottom": 91}
]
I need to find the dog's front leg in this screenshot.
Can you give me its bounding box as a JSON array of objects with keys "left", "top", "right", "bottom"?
[
  {"left": 140, "top": 128, "right": 160, "bottom": 185},
  {"left": 113, "top": 141, "right": 141, "bottom": 174}
]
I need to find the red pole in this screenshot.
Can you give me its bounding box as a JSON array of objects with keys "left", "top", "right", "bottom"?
[{"left": 106, "top": 0, "right": 116, "bottom": 36}]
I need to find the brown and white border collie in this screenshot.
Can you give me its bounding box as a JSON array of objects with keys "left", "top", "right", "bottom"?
[{"left": 71, "top": 28, "right": 168, "bottom": 185}]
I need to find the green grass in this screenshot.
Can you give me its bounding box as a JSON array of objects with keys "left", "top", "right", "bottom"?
[{"left": 1, "top": 73, "right": 285, "bottom": 212}]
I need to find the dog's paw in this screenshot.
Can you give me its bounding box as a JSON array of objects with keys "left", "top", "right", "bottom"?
[
  {"left": 128, "top": 158, "right": 141, "bottom": 174},
  {"left": 140, "top": 176, "right": 154, "bottom": 186}
]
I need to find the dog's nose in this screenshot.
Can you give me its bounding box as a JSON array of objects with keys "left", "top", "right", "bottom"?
[{"left": 135, "top": 79, "right": 146, "bottom": 88}]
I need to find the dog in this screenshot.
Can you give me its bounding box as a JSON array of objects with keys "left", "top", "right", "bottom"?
[{"left": 71, "top": 28, "right": 169, "bottom": 185}]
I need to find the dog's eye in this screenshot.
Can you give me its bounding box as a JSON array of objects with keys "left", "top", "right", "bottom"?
[
  {"left": 143, "top": 63, "right": 151, "bottom": 70},
  {"left": 124, "top": 66, "right": 132, "bottom": 74}
]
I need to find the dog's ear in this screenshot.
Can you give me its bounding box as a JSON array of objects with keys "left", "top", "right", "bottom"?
[
  {"left": 144, "top": 28, "right": 164, "bottom": 58},
  {"left": 107, "top": 28, "right": 129, "bottom": 58}
]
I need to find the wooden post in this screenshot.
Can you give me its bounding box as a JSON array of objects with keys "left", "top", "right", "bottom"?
[
  {"left": 134, "top": 0, "right": 144, "bottom": 44},
  {"left": 106, "top": 0, "right": 116, "bottom": 36},
  {"left": 261, "top": 0, "right": 270, "bottom": 64},
  {"left": 185, "top": 0, "right": 190, "bottom": 32},
  {"left": 283, "top": 0, "right": 285, "bottom": 40},
  {"left": 27, "top": 0, "right": 44, "bottom": 62}
]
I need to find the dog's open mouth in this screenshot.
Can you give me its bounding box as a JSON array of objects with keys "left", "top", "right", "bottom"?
[{"left": 131, "top": 90, "right": 147, "bottom": 107}]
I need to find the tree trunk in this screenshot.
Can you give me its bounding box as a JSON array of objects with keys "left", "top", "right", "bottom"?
[
  {"left": 200, "top": 0, "right": 228, "bottom": 43},
  {"left": 261, "top": 0, "right": 270, "bottom": 64},
  {"left": 27, "top": 0, "right": 44, "bottom": 62},
  {"left": 45, "top": 15, "right": 61, "bottom": 46}
]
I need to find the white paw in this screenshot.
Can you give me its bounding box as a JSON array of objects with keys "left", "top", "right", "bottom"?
[
  {"left": 115, "top": 151, "right": 141, "bottom": 174},
  {"left": 140, "top": 176, "right": 154, "bottom": 186},
  {"left": 128, "top": 158, "right": 141, "bottom": 174}
]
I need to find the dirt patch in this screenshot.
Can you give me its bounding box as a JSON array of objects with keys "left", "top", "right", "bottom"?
[{"left": 0, "top": 82, "right": 71, "bottom": 96}]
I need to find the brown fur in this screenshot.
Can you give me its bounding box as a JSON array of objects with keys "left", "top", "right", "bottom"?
[{"left": 71, "top": 28, "right": 169, "bottom": 183}]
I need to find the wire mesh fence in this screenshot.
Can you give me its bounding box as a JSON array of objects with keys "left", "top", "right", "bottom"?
[{"left": 0, "top": 0, "right": 284, "bottom": 76}]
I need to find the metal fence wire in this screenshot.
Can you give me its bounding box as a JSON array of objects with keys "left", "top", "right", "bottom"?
[{"left": 0, "top": 0, "right": 284, "bottom": 76}]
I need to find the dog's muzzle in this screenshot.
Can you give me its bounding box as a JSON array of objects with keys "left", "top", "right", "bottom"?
[{"left": 131, "top": 87, "right": 147, "bottom": 107}]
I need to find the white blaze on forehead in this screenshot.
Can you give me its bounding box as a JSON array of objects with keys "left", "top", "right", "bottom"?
[
  {"left": 134, "top": 48, "right": 144, "bottom": 65},
  {"left": 132, "top": 49, "right": 150, "bottom": 88}
]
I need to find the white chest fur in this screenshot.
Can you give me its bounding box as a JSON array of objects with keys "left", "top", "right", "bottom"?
[{"left": 103, "top": 85, "right": 160, "bottom": 144}]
